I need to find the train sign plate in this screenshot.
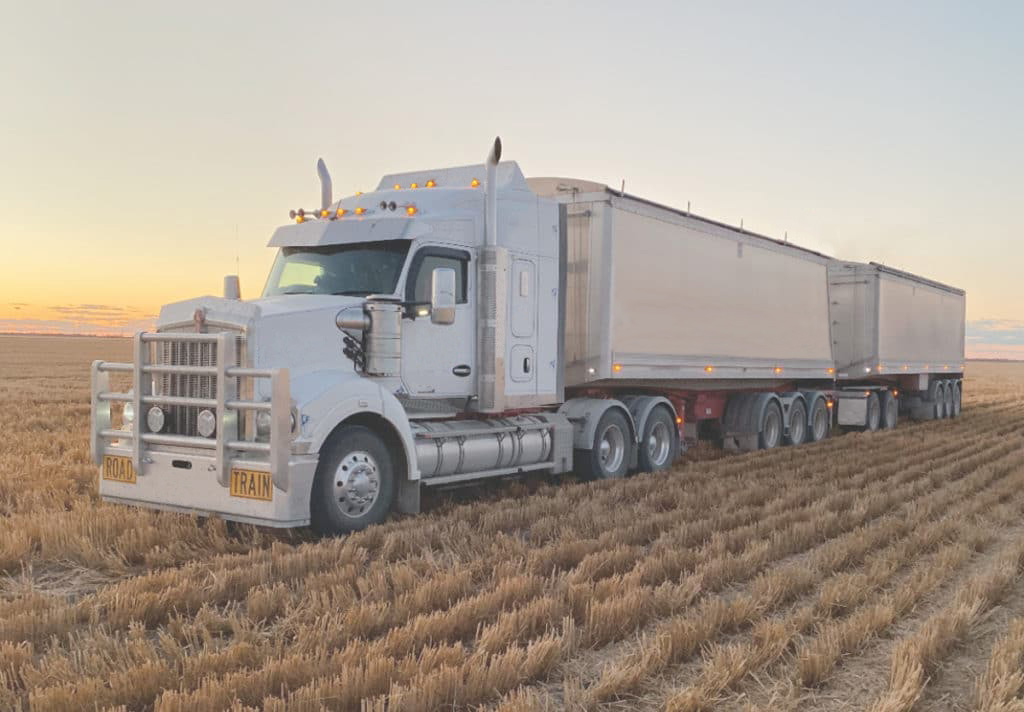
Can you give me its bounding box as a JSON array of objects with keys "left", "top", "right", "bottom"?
[
  {"left": 102, "top": 455, "right": 136, "bottom": 484},
  {"left": 230, "top": 469, "right": 273, "bottom": 501}
]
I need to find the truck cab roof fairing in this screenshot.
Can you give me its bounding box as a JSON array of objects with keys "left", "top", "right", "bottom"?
[{"left": 268, "top": 216, "right": 432, "bottom": 248}]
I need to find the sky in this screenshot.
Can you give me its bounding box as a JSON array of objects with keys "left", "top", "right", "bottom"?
[{"left": 1, "top": 1, "right": 1022, "bottom": 357}]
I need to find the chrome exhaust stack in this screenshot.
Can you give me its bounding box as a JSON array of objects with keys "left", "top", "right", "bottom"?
[
  {"left": 477, "top": 137, "right": 507, "bottom": 414},
  {"left": 317, "top": 158, "right": 332, "bottom": 212}
]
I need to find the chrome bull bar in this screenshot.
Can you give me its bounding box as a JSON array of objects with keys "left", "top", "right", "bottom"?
[{"left": 90, "top": 331, "right": 292, "bottom": 492}]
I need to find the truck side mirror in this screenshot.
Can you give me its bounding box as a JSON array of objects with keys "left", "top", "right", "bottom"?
[{"left": 430, "top": 267, "right": 457, "bottom": 325}]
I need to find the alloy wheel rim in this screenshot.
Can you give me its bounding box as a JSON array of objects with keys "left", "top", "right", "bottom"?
[
  {"left": 599, "top": 424, "right": 626, "bottom": 473},
  {"left": 647, "top": 421, "right": 671, "bottom": 467},
  {"left": 333, "top": 450, "right": 380, "bottom": 517}
]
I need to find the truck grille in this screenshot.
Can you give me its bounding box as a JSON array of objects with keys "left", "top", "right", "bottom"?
[{"left": 151, "top": 329, "right": 246, "bottom": 438}]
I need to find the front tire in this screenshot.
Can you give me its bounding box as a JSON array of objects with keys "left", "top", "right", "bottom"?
[
  {"left": 577, "top": 409, "right": 632, "bottom": 479},
  {"left": 638, "top": 406, "right": 677, "bottom": 472},
  {"left": 310, "top": 425, "right": 396, "bottom": 535}
]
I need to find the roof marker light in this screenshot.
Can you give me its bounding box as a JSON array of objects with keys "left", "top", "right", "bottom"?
[
  {"left": 393, "top": 183, "right": 401, "bottom": 190},
  {"left": 295, "top": 216, "right": 304, "bottom": 224},
  {"left": 406, "top": 205, "right": 417, "bottom": 216},
  {"left": 471, "top": 178, "right": 480, "bottom": 188},
  {"left": 354, "top": 207, "right": 366, "bottom": 215},
  {"left": 320, "top": 209, "right": 329, "bottom": 218},
  {"left": 426, "top": 179, "right": 436, "bottom": 188},
  {"left": 336, "top": 208, "right": 347, "bottom": 217},
  {"left": 410, "top": 182, "right": 419, "bottom": 189}
]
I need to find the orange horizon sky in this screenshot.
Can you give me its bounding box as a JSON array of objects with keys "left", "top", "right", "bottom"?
[{"left": 2, "top": 2, "right": 1022, "bottom": 359}]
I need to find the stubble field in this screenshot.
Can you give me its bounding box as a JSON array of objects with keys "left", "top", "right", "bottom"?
[{"left": 2, "top": 335, "right": 1024, "bottom": 712}]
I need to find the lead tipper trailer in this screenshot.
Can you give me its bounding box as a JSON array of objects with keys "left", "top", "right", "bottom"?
[{"left": 91, "top": 138, "right": 966, "bottom": 534}]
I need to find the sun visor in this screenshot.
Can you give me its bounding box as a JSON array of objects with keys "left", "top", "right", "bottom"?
[{"left": 268, "top": 218, "right": 430, "bottom": 247}]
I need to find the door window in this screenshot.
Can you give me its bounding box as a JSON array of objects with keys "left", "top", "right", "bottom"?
[{"left": 406, "top": 249, "right": 470, "bottom": 304}]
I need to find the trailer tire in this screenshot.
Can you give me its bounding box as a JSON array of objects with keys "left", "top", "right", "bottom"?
[
  {"left": 880, "top": 391, "right": 898, "bottom": 429},
  {"left": 865, "top": 393, "right": 881, "bottom": 431},
  {"left": 786, "top": 399, "right": 807, "bottom": 446},
  {"left": 952, "top": 382, "right": 962, "bottom": 417},
  {"left": 637, "top": 405, "right": 677, "bottom": 472},
  {"left": 943, "top": 381, "right": 954, "bottom": 419},
  {"left": 809, "top": 397, "right": 830, "bottom": 442},
  {"left": 759, "top": 401, "right": 783, "bottom": 450},
  {"left": 934, "top": 382, "right": 947, "bottom": 419},
  {"left": 310, "top": 425, "right": 396, "bottom": 535},
  {"left": 577, "top": 409, "right": 632, "bottom": 480}
]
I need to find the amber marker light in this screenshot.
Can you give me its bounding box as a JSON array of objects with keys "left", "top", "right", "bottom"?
[
  {"left": 336, "top": 208, "right": 347, "bottom": 217},
  {"left": 354, "top": 207, "right": 366, "bottom": 215},
  {"left": 295, "top": 215, "right": 304, "bottom": 224},
  {"left": 393, "top": 183, "right": 401, "bottom": 190},
  {"left": 675, "top": 416, "right": 683, "bottom": 425},
  {"left": 426, "top": 179, "right": 436, "bottom": 188},
  {"left": 704, "top": 365, "right": 714, "bottom": 373},
  {"left": 773, "top": 367, "right": 783, "bottom": 375},
  {"left": 410, "top": 182, "right": 419, "bottom": 189},
  {"left": 826, "top": 367, "right": 835, "bottom": 375},
  {"left": 320, "top": 209, "right": 329, "bottom": 218},
  {"left": 471, "top": 178, "right": 480, "bottom": 187},
  {"left": 613, "top": 363, "right": 623, "bottom": 373},
  {"left": 406, "top": 205, "right": 417, "bottom": 216}
]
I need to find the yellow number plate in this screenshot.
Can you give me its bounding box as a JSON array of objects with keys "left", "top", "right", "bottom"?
[
  {"left": 230, "top": 469, "right": 273, "bottom": 501},
  {"left": 102, "top": 455, "right": 136, "bottom": 484}
]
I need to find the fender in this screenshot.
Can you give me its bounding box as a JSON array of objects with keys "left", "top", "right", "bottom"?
[
  {"left": 558, "top": 397, "right": 638, "bottom": 450},
  {"left": 619, "top": 395, "right": 677, "bottom": 438},
  {"left": 293, "top": 371, "right": 420, "bottom": 480}
]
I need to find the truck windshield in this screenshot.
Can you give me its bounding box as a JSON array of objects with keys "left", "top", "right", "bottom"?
[{"left": 262, "top": 240, "right": 411, "bottom": 297}]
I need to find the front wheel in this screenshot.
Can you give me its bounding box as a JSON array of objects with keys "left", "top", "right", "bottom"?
[
  {"left": 638, "top": 406, "right": 678, "bottom": 472},
  {"left": 310, "top": 425, "right": 396, "bottom": 535}
]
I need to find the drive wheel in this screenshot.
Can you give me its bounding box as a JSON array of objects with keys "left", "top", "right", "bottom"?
[
  {"left": 638, "top": 406, "right": 677, "bottom": 472},
  {"left": 943, "top": 382, "right": 954, "bottom": 419},
  {"left": 865, "top": 392, "right": 881, "bottom": 431},
  {"left": 311, "top": 425, "right": 395, "bottom": 535},
  {"left": 880, "top": 391, "right": 898, "bottom": 429},
  {"left": 786, "top": 400, "right": 807, "bottom": 446},
  {"left": 577, "top": 409, "right": 632, "bottom": 479},
  {"left": 759, "top": 401, "right": 783, "bottom": 450},
  {"left": 952, "top": 382, "right": 962, "bottom": 417},
  {"left": 809, "top": 397, "right": 830, "bottom": 442}
]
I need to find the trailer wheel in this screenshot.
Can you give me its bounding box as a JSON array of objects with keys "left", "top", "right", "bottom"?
[
  {"left": 638, "top": 406, "right": 677, "bottom": 472},
  {"left": 934, "top": 382, "right": 947, "bottom": 419},
  {"left": 310, "top": 425, "right": 396, "bottom": 535},
  {"left": 864, "top": 393, "right": 881, "bottom": 431},
  {"left": 880, "top": 391, "right": 898, "bottom": 429},
  {"left": 786, "top": 400, "right": 807, "bottom": 446},
  {"left": 759, "top": 401, "right": 783, "bottom": 450},
  {"left": 952, "top": 382, "right": 962, "bottom": 417},
  {"left": 577, "top": 409, "right": 632, "bottom": 479},
  {"left": 809, "top": 397, "right": 830, "bottom": 442},
  {"left": 943, "top": 381, "right": 954, "bottom": 419}
]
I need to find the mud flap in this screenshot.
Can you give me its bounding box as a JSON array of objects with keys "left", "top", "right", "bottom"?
[{"left": 395, "top": 477, "right": 421, "bottom": 515}]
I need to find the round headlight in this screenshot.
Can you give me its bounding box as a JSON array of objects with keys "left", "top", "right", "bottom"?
[
  {"left": 123, "top": 401, "right": 135, "bottom": 423},
  {"left": 147, "top": 406, "right": 165, "bottom": 433},
  {"left": 255, "top": 410, "right": 272, "bottom": 439},
  {"left": 197, "top": 409, "right": 216, "bottom": 438}
]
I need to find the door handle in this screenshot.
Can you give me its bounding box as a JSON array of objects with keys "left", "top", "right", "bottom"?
[{"left": 452, "top": 364, "right": 471, "bottom": 377}]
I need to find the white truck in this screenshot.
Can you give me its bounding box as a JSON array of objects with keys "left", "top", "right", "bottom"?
[{"left": 91, "top": 139, "right": 966, "bottom": 534}]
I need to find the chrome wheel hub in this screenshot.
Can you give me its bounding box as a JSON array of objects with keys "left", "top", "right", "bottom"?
[
  {"left": 333, "top": 451, "right": 380, "bottom": 517},
  {"left": 598, "top": 424, "right": 626, "bottom": 473},
  {"left": 647, "top": 421, "right": 671, "bottom": 466}
]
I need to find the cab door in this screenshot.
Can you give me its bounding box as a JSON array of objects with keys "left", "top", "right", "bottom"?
[{"left": 400, "top": 246, "right": 476, "bottom": 398}]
